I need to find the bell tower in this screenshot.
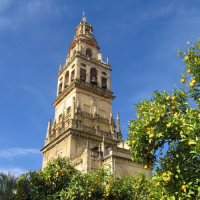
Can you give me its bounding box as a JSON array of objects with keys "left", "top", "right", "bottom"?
[{"left": 40, "top": 15, "right": 152, "bottom": 177}]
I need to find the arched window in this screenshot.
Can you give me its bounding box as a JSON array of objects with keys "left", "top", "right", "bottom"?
[
  {"left": 65, "top": 71, "right": 69, "bottom": 87},
  {"left": 86, "top": 48, "right": 92, "bottom": 58},
  {"left": 90, "top": 68, "right": 97, "bottom": 85},
  {"left": 59, "top": 83, "right": 62, "bottom": 93},
  {"left": 71, "top": 70, "right": 75, "bottom": 81},
  {"left": 102, "top": 77, "right": 107, "bottom": 89},
  {"left": 80, "top": 68, "right": 86, "bottom": 81}
]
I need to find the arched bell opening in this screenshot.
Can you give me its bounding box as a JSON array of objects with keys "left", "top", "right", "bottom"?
[
  {"left": 80, "top": 68, "right": 86, "bottom": 81},
  {"left": 86, "top": 48, "right": 92, "bottom": 58},
  {"left": 90, "top": 68, "right": 97, "bottom": 85},
  {"left": 65, "top": 71, "right": 69, "bottom": 88},
  {"left": 59, "top": 83, "right": 62, "bottom": 94},
  {"left": 71, "top": 70, "right": 75, "bottom": 82},
  {"left": 102, "top": 77, "right": 107, "bottom": 89}
]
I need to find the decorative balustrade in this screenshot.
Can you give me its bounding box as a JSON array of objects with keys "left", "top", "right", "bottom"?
[
  {"left": 82, "top": 111, "right": 93, "bottom": 118},
  {"left": 82, "top": 125, "right": 95, "bottom": 134},
  {"left": 100, "top": 130, "right": 112, "bottom": 138}
]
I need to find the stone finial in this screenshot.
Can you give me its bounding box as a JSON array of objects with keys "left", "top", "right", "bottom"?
[
  {"left": 117, "top": 112, "right": 121, "bottom": 133},
  {"left": 59, "top": 62, "right": 62, "bottom": 71},
  {"left": 107, "top": 56, "right": 109, "bottom": 65},
  {"left": 46, "top": 119, "right": 51, "bottom": 139}
]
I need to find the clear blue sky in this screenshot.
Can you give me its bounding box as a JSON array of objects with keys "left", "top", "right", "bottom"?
[{"left": 1, "top": 0, "right": 200, "bottom": 176}]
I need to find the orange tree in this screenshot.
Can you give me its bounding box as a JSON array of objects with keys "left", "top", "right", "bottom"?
[
  {"left": 12, "top": 156, "right": 156, "bottom": 200},
  {"left": 127, "top": 39, "right": 200, "bottom": 199}
]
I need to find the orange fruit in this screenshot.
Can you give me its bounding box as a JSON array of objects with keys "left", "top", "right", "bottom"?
[
  {"left": 185, "top": 56, "right": 189, "bottom": 61},
  {"left": 167, "top": 177, "right": 171, "bottom": 182},
  {"left": 166, "top": 96, "right": 170, "bottom": 101},
  {"left": 187, "top": 69, "right": 192, "bottom": 74},
  {"left": 172, "top": 96, "right": 177, "bottom": 100},
  {"left": 188, "top": 141, "right": 196, "bottom": 146},
  {"left": 182, "top": 185, "right": 186, "bottom": 191},
  {"left": 88, "top": 194, "right": 92, "bottom": 198},
  {"left": 156, "top": 182, "right": 161, "bottom": 187},
  {"left": 132, "top": 140, "right": 137, "bottom": 145},
  {"left": 149, "top": 166, "right": 154, "bottom": 170},
  {"left": 180, "top": 79, "right": 185, "bottom": 83},
  {"left": 162, "top": 172, "right": 167, "bottom": 177},
  {"left": 190, "top": 83, "right": 195, "bottom": 87},
  {"left": 192, "top": 80, "right": 196, "bottom": 84},
  {"left": 149, "top": 133, "right": 154, "bottom": 139}
]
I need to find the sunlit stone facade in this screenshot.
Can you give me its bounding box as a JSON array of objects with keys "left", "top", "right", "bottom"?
[{"left": 40, "top": 17, "right": 152, "bottom": 177}]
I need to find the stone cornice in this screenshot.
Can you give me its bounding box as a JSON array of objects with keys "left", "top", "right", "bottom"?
[
  {"left": 40, "top": 128, "right": 120, "bottom": 153},
  {"left": 52, "top": 79, "right": 115, "bottom": 107},
  {"left": 109, "top": 147, "right": 131, "bottom": 154}
]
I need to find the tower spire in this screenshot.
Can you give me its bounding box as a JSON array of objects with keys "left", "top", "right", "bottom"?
[
  {"left": 117, "top": 112, "right": 121, "bottom": 133},
  {"left": 46, "top": 119, "right": 51, "bottom": 139}
]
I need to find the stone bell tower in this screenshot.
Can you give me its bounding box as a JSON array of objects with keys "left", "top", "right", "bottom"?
[{"left": 40, "top": 15, "right": 152, "bottom": 177}]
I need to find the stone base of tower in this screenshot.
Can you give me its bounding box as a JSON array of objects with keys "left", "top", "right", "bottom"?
[
  {"left": 71, "top": 145, "right": 152, "bottom": 177},
  {"left": 41, "top": 127, "right": 152, "bottom": 177}
]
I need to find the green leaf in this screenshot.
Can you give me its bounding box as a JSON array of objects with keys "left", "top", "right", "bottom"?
[{"left": 166, "top": 122, "right": 171, "bottom": 128}]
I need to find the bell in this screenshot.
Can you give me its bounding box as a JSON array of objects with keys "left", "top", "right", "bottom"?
[
  {"left": 81, "top": 76, "right": 85, "bottom": 81},
  {"left": 91, "top": 76, "right": 97, "bottom": 85},
  {"left": 65, "top": 82, "right": 69, "bottom": 87},
  {"left": 102, "top": 83, "right": 107, "bottom": 89},
  {"left": 71, "top": 77, "right": 74, "bottom": 81}
]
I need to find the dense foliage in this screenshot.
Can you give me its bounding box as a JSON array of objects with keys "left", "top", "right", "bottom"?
[
  {"left": 0, "top": 171, "right": 18, "bottom": 200},
  {"left": 13, "top": 157, "right": 156, "bottom": 200},
  {"left": 127, "top": 39, "right": 200, "bottom": 199}
]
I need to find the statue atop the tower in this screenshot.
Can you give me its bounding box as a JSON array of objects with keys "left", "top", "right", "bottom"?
[{"left": 82, "top": 11, "right": 86, "bottom": 22}]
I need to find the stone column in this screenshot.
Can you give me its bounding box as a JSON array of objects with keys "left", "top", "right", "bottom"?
[
  {"left": 102, "top": 136, "right": 105, "bottom": 157},
  {"left": 86, "top": 67, "right": 90, "bottom": 83},
  {"left": 97, "top": 70, "right": 101, "bottom": 87},
  {"left": 107, "top": 77, "right": 111, "bottom": 90},
  {"left": 71, "top": 97, "right": 75, "bottom": 119}
]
